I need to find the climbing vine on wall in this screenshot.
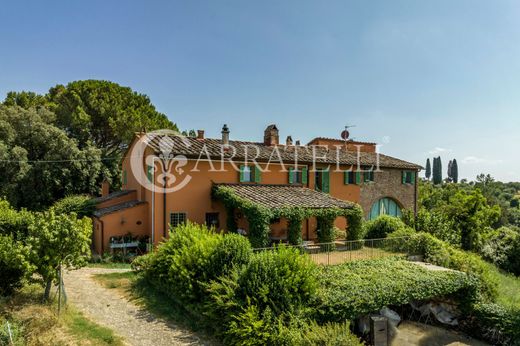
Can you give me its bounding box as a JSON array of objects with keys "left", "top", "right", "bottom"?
[{"left": 212, "top": 185, "right": 365, "bottom": 248}]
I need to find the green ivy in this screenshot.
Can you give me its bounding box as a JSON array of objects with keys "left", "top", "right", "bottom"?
[{"left": 212, "top": 186, "right": 365, "bottom": 248}]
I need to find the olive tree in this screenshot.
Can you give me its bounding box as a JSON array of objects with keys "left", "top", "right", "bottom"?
[{"left": 28, "top": 211, "right": 92, "bottom": 300}]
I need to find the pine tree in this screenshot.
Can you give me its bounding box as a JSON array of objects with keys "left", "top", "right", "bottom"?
[
  {"left": 425, "top": 158, "right": 431, "bottom": 180},
  {"left": 452, "top": 159, "right": 459, "bottom": 183}
]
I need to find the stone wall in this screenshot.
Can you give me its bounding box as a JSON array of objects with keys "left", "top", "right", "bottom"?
[{"left": 359, "top": 168, "right": 417, "bottom": 218}]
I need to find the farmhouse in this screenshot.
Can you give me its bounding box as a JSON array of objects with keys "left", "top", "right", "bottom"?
[{"left": 91, "top": 124, "right": 421, "bottom": 254}]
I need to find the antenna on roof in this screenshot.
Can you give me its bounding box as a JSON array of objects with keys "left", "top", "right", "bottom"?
[{"left": 341, "top": 125, "right": 356, "bottom": 142}]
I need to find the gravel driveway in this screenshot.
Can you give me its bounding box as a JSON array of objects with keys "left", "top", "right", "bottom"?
[{"left": 64, "top": 267, "right": 214, "bottom": 346}]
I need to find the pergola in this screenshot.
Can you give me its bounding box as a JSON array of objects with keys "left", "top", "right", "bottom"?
[{"left": 212, "top": 183, "right": 364, "bottom": 248}]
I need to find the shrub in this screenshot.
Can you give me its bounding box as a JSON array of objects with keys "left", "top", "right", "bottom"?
[
  {"left": 467, "top": 303, "right": 520, "bottom": 345},
  {"left": 333, "top": 227, "right": 346, "bottom": 240},
  {"left": 297, "top": 321, "right": 363, "bottom": 346},
  {"left": 364, "top": 215, "right": 407, "bottom": 239},
  {"left": 50, "top": 195, "right": 96, "bottom": 218},
  {"left": 313, "top": 257, "right": 477, "bottom": 322},
  {"left": 0, "top": 199, "right": 34, "bottom": 242},
  {"left": 237, "top": 246, "right": 318, "bottom": 315},
  {"left": 481, "top": 227, "right": 520, "bottom": 276},
  {"left": 208, "top": 233, "right": 252, "bottom": 278},
  {"left": 0, "top": 235, "right": 33, "bottom": 296}
]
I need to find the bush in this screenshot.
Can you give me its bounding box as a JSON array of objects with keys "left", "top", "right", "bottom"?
[
  {"left": 297, "top": 321, "right": 363, "bottom": 346},
  {"left": 0, "top": 199, "right": 34, "bottom": 242},
  {"left": 313, "top": 257, "right": 477, "bottom": 322},
  {"left": 50, "top": 195, "right": 96, "bottom": 218},
  {"left": 0, "top": 235, "right": 33, "bottom": 296},
  {"left": 364, "top": 215, "right": 407, "bottom": 239},
  {"left": 467, "top": 303, "right": 520, "bottom": 345},
  {"left": 208, "top": 233, "right": 252, "bottom": 278},
  {"left": 481, "top": 227, "right": 520, "bottom": 276},
  {"left": 333, "top": 227, "right": 346, "bottom": 240}
]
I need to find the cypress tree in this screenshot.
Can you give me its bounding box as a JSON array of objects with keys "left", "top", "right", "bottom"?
[
  {"left": 433, "top": 156, "right": 443, "bottom": 185},
  {"left": 425, "top": 158, "right": 431, "bottom": 180},
  {"left": 452, "top": 159, "right": 459, "bottom": 183},
  {"left": 447, "top": 160, "right": 453, "bottom": 182}
]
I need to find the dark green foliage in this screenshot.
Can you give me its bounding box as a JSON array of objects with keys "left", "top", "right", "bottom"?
[
  {"left": 0, "top": 105, "right": 102, "bottom": 210},
  {"left": 50, "top": 195, "right": 96, "bottom": 218},
  {"left": 468, "top": 303, "right": 520, "bottom": 345},
  {"left": 316, "top": 209, "right": 337, "bottom": 247},
  {"left": 432, "top": 156, "right": 442, "bottom": 185},
  {"left": 0, "top": 235, "right": 33, "bottom": 296},
  {"left": 313, "top": 257, "right": 477, "bottom": 322},
  {"left": 287, "top": 210, "right": 304, "bottom": 245},
  {"left": 364, "top": 215, "right": 408, "bottom": 239},
  {"left": 345, "top": 205, "right": 365, "bottom": 240},
  {"left": 209, "top": 234, "right": 252, "bottom": 278},
  {"left": 451, "top": 159, "right": 459, "bottom": 183},
  {"left": 425, "top": 158, "right": 431, "bottom": 180},
  {"left": 481, "top": 227, "right": 520, "bottom": 276}
]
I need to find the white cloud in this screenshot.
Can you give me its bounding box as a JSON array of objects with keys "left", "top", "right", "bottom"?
[
  {"left": 428, "top": 147, "right": 452, "bottom": 155},
  {"left": 461, "top": 156, "right": 503, "bottom": 165}
]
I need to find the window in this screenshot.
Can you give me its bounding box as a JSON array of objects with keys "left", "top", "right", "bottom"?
[
  {"left": 364, "top": 170, "right": 374, "bottom": 183},
  {"left": 344, "top": 171, "right": 361, "bottom": 185},
  {"left": 314, "top": 168, "right": 330, "bottom": 193},
  {"left": 147, "top": 165, "right": 153, "bottom": 183},
  {"left": 402, "top": 171, "right": 415, "bottom": 184},
  {"left": 240, "top": 165, "right": 261, "bottom": 183},
  {"left": 170, "top": 212, "right": 187, "bottom": 228},
  {"left": 369, "top": 198, "right": 402, "bottom": 220},
  {"left": 205, "top": 212, "right": 220, "bottom": 229},
  {"left": 288, "top": 167, "right": 308, "bottom": 185}
]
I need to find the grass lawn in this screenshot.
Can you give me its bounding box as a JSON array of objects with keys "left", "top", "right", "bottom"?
[
  {"left": 92, "top": 271, "right": 217, "bottom": 343},
  {"left": 87, "top": 262, "right": 132, "bottom": 269},
  {"left": 0, "top": 284, "right": 124, "bottom": 346},
  {"left": 485, "top": 262, "right": 520, "bottom": 309}
]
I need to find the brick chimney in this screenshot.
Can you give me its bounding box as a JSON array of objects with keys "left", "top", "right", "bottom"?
[
  {"left": 197, "top": 130, "right": 205, "bottom": 140},
  {"left": 263, "top": 124, "right": 279, "bottom": 146},
  {"left": 286, "top": 136, "right": 293, "bottom": 146},
  {"left": 101, "top": 179, "right": 110, "bottom": 197},
  {"left": 221, "top": 124, "right": 230, "bottom": 146}
]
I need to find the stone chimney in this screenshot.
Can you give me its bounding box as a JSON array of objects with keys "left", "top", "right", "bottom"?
[
  {"left": 101, "top": 179, "right": 110, "bottom": 197},
  {"left": 286, "top": 136, "right": 293, "bottom": 146},
  {"left": 197, "top": 130, "right": 205, "bottom": 140},
  {"left": 295, "top": 140, "right": 301, "bottom": 146},
  {"left": 263, "top": 124, "right": 279, "bottom": 146},
  {"left": 221, "top": 124, "right": 230, "bottom": 146}
]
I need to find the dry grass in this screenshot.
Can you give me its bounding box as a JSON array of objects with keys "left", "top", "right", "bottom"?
[
  {"left": 306, "top": 247, "right": 405, "bottom": 265},
  {"left": 0, "top": 284, "right": 124, "bottom": 346}
]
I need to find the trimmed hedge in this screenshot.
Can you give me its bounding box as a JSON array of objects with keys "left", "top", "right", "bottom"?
[
  {"left": 313, "top": 257, "right": 478, "bottom": 322},
  {"left": 364, "top": 215, "right": 408, "bottom": 239}
]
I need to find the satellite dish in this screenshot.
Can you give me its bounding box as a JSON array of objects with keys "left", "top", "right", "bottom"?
[{"left": 341, "top": 130, "right": 350, "bottom": 140}]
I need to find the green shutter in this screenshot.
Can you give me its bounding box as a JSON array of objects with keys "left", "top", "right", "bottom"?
[
  {"left": 301, "top": 167, "right": 308, "bottom": 185},
  {"left": 288, "top": 167, "right": 294, "bottom": 184},
  {"left": 355, "top": 171, "right": 361, "bottom": 185},
  {"left": 402, "top": 171, "right": 406, "bottom": 184},
  {"left": 411, "top": 171, "right": 416, "bottom": 184},
  {"left": 254, "top": 165, "right": 261, "bottom": 183},
  {"left": 239, "top": 165, "right": 245, "bottom": 182},
  {"left": 322, "top": 169, "right": 330, "bottom": 193},
  {"left": 122, "top": 170, "right": 127, "bottom": 185},
  {"left": 147, "top": 165, "right": 153, "bottom": 182},
  {"left": 344, "top": 171, "right": 349, "bottom": 185}
]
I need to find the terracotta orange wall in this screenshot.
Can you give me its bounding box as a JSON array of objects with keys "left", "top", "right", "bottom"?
[
  {"left": 131, "top": 158, "right": 362, "bottom": 244},
  {"left": 93, "top": 203, "right": 149, "bottom": 254}
]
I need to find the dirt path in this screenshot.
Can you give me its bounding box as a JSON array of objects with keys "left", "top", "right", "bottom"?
[{"left": 64, "top": 267, "right": 213, "bottom": 346}]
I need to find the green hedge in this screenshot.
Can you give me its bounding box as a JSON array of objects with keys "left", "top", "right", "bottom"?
[
  {"left": 313, "top": 257, "right": 478, "bottom": 322},
  {"left": 364, "top": 215, "right": 408, "bottom": 239}
]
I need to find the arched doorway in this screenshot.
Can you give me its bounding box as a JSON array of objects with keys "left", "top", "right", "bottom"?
[{"left": 368, "top": 197, "right": 402, "bottom": 220}]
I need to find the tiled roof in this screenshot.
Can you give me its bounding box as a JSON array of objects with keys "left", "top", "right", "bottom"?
[
  {"left": 213, "top": 183, "right": 356, "bottom": 210},
  {"left": 92, "top": 190, "right": 135, "bottom": 203},
  {"left": 307, "top": 137, "right": 377, "bottom": 146},
  {"left": 145, "top": 135, "right": 422, "bottom": 170},
  {"left": 93, "top": 200, "right": 146, "bottom": 217}
]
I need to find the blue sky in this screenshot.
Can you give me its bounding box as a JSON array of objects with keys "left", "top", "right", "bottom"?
[{"left": 1, "top": 1, "right": 519, "bottom": 181}]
